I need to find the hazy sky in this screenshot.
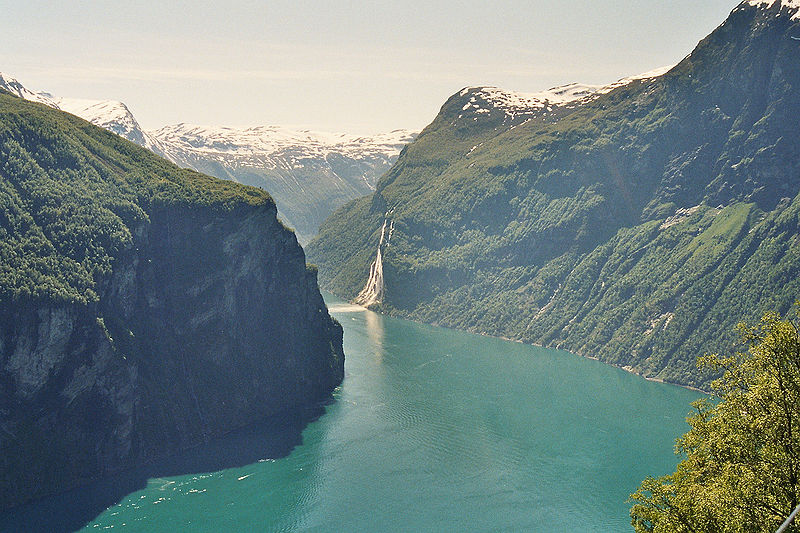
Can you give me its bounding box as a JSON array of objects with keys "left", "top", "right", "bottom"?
[{"left": 2, "top": 0, "right": 740, "bottom": 133}]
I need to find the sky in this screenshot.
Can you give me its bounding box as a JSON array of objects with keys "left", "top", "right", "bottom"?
[{"left": 2, "top": 0, "right": 741, "bottom": 134}]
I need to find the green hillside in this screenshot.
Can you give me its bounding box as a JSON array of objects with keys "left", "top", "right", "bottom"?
[
  {"left": 308, "top": 1, "right": 800, "bottom": 388},
  {"left": 0, "top": 89, "right": 271, "bottom": 305}
]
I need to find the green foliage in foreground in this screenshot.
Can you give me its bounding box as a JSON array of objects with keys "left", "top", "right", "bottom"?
[
  {"left": 630, "top": 309, "right": 800, "bottom": 532},
  {"left": 0, "top": 90, "right": 273, "bottom": 305}
]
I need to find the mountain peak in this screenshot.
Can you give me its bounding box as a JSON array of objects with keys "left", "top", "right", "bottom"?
[
  {"left": 453, "top": 65, "right": 674, "bottom": 124},
  {"left": 744, "top": 0, "right": 800, "bottom": 19},
  {"left": 56, "top": 98, "right": 142, "bottom": 136},
  {"left": 0, "top": 72, "right": 58, "bottom": 107}
]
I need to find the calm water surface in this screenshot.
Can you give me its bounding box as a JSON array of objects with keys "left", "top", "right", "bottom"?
[{"left": 4, "top": 294, "right": 701, "bottom": 532}]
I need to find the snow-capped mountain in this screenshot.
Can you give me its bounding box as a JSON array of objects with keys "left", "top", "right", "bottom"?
[
  {"left": 0, "top": 72, "right": 415, "bottom": 243},
  {"left": 455, "top": 65, "right": 673, "bottom": 124},
  {"left": 55, "top": 97, "right": 168, "bottom": 156},
  {"left": 149, "top": 124, "right": 415, "bottom": 242},
  {"left": 153, "top": 124, "right": 414, "bottom": 165},
  {"left": 0, "top": 73, "right": 162, "bottom": 151},
  {"left": 0, "top": 73, "right": 59, "bottom": 107}
]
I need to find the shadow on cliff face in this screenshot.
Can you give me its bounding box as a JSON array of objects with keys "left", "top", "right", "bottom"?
[{"left": 0, "top": 402, "right": 329, "bottom": 533}]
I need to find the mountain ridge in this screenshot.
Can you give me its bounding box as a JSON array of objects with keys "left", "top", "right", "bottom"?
[{"left": 454, "top": 65, "right": 674, "bottom": 124}]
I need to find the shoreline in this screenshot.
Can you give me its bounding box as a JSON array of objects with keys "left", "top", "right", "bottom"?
[{"left": 324, "top": 292, "right": 710, "bottom": 395}]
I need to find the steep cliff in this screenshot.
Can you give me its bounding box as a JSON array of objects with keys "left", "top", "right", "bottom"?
[
  {"left": 308, "top": 0, "right": 800, "bottom": 387},
  {"left": 0, "top": 90, "right": 344, "bottom": 509}
]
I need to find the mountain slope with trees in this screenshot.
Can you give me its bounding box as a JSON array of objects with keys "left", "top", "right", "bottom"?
[{"left": 308, "top": 0, "right": 800, "bottom": 388}]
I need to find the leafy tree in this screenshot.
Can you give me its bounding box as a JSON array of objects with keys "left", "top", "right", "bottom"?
[{"left": 630, "top": 308, "right": 800, "bottom": 532}]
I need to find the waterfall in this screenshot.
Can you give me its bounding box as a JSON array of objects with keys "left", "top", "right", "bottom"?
[{"left": 354, "top": 217, "right": 391, "bottom": 307}]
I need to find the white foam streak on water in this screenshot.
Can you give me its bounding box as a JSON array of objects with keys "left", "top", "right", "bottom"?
[{"left": 326, "top": 303, "right": 366, "bottom": 313}]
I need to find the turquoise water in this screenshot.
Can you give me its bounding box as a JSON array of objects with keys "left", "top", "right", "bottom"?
[{"left": 4, "top": 295, "right": 701, "bottom": 532}]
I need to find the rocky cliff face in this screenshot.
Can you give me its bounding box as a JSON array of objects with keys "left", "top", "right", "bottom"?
[
  {"left": 0, "top": 201, "right": 344, "bottom": 510},
  {"left": 0, "top": 91, "right": 344, "bottom": 509}
]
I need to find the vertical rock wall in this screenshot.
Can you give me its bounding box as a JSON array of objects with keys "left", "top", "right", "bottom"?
[{"left": 0, "top": 201, "right": 344, "bottom": 508}]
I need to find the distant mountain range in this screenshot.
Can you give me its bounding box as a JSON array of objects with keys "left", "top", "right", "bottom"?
[
  {"left": 0, "top": 73, "right": 416, "bottom": 243},
  {"left": 308, "top": 0, "right": 800, "bottom": 388}
]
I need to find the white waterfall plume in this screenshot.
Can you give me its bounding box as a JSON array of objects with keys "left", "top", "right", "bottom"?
[{"left": 354, "top": 215, "right": 393, "bottom": 307}]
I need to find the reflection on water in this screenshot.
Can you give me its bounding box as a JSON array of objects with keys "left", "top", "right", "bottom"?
[
  {"left": 327, "top": 301, "right": 384, "bottom": 360},
  {"left": 0, "top": 402, "right": 328, "bottom": 533},
  {"left": 364, "top": 308, "right": 385, "bottom": 353}
]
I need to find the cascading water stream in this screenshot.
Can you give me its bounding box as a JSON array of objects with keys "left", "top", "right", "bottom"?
[{"left": 354, "top": 214, "right": 394, "bottom": 307}]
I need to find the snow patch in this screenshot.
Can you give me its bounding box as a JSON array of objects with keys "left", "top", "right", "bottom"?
[
  {"left": 745, "top": 0, "right": 800, "bottom": 20},
  {"left": 460, "top": 65, "right": 673, "bottom": 121}
]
